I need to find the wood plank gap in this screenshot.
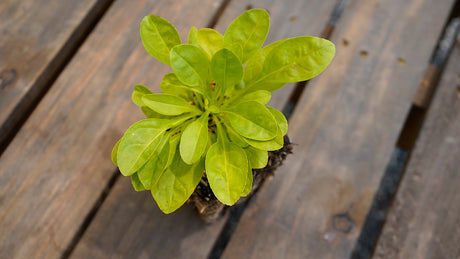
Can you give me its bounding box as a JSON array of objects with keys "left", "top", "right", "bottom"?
[
  {"left": 207, "top": 0, "right": 233, "bottom": 28},
  {"left": 208, "top": 1, "right": 350, "bottom": 257},
  {"left": 0, "top": 0, "right": 116, "bottom": 157},
  {"left": 350, "top": 17, "right": 460, "bottom": 259},
  {"left": 61, "top": 171, "right": 120, "bottom": 259}
]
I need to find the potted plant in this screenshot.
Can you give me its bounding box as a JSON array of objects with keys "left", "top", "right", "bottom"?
[{"left": 111, "top": 9, "right": 335, "bottom": 221}]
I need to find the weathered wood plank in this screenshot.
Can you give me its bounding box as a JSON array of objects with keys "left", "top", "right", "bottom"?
[
  {"left": 71, "top": 177, "right": 228, "bottom": 258},
  {"left": 373, "top": 34, "right": 460, "bottom": 259},
  {"left": 72, "top": 1, "right": 339, "bottom": 258},
  {"left": 0, "top": 0, "right": 225, "bottom": 258},
  {"left": 221, "top": 0, "right": 455, "bottom": 258},
  {"left": 0, "top": 0, "right": 111, "bottom": 153}
]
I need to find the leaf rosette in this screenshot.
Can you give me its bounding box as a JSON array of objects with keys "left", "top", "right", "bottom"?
[{"left": 112, "top": 9, "right": 335, "bottom": 213}]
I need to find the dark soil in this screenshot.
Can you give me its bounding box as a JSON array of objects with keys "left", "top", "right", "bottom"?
[{"left": 189, "top": 135, "right": 293, "bottom": 222}]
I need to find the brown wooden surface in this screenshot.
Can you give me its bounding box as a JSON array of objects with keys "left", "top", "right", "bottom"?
[
  {"left": 70, "top": 0, "right": 339, "bottom": 258},
  {"left": 221, "top": 0, "right": 455, "bottom": 258},
  {"left": 71, "top": 177, "right": 228, "bottom": 259},
  {"left": 373, "top": 36, "right": 460, "bottom": 259},
  {"left": 0, "top": 0, "right": 110, "bottom": 151},
  {"left": 1, "top": 0, "right": 458, "bottom": 258},
  {"left": 0, "top": 0, "right": 226, "bottom": 258}
]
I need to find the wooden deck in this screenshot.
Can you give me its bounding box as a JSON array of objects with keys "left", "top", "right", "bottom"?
[{"left": 0, "top": 0, "right": 459, "bottom": 258}]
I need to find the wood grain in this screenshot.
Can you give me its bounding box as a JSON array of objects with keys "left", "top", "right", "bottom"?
[
  {"left": 71, "top": 177, "right": 228, "bottom": 259},
  {"left": 0, "top": 0, "right": 225, "bottom": 258},
  {"left": 221, "top": 0, "right": 455, "bottom": 258},
  {"left": 373, "top": 35, "right": 460, "bottom": 259},
  {"left": 0, "top": 0, "right": 111, "bottom": 153}
]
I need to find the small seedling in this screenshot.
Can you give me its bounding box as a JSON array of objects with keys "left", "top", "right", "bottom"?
[{"left": 112, "top": 9, "right": 335, "bottom": 213}]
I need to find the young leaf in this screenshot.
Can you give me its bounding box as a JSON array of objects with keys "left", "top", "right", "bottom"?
[
  {"left": 168, "top": 131, "right": 181, "bottom": 167},
  {"left": 243, "top": 125, "right": 284, "bottom": 151},
  {"left": 197, "top": 28, "right": 224, "bottom": 59},
  {"left": 170, "top": 44, "right": 210, "bottom": 89},
  {"left": 111, "top": 139, "right": 121, "bottom": 166},
  {"left": 180, "top": 112, "right": 209, "bottom": 164},
  {"left": 236, "top": 90, "right": 271, "bottom": 105},
  {"left": 141, "top": 106, "right": 170, "bottom": 119},
  {"left": 243, "top": 39, "right": 286, "bottom": 84},
  {"left": 244, "top": 41, "right": 286, "bottom": 92},
  {"left": 223, "top": 9, "right": 270, "bottom": 62},
  {"left": 142, "top": 93, "right": 199, "bottom": 116},
  {"left": 117, "top": 119, "right": 171, "bottom": 176},
  {"left": 152, "top": 152, "right": 205, "bottom": 213},
  {"left": 131, "top": 173, "right": 146, "bottom": 192},
  {"left": 211, "top": 49, "right": 243, "bottom": 97},
  {"left": 132, "top": 84, "right": 153, "bottom": 106},
  {"left": 140, "top": 15, "right": 181, "bottom": 65},
  {"left": 137, "top": 134, "right": 170, "bottom": 189},
  {"left": 244, "top": 146, "right": 268, "bottom": 169},
  {"left": 225, "top": 123, "right": 249, "bottom": 148},
  {"left": 206, "top": 138, "right": 248, "bottom": 205},
  {"left": 187, "top": 26, "right": 199, "bottom": 46},
  {"left": 207, "top": 130, "right": 217, "bottom": 150},
  {"left": 266, "top": 106, "right": 287, "bottom": 135},
  {"left": 223, "top": 101, "right": 277, "bottom": 141},
  {"left": 241, "top": 164, "right": 253, "bottom": 197},
  {"left": 251, "top": 36, "right": 335, "bottom": 85},
  {"left": 160, "top": 73, "right": 194, "bottom": 98}
]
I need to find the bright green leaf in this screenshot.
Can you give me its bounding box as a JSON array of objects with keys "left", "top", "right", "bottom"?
[
  {"left": 170, "top": 44, "right": 210, "bottom": 89},
  {"left": 244, "top": 146, "right": 268, "bottom": 169},
  {"left": 243, "top": 39, "right": 286, "bottom": 84},
  {"left": 207, "top": 130, "right": 217, "bottom": 150},
  {"left": 225, "top": 123, "right": 248, "bottom": 148},
  {"left": 252, "top": 36, "right": 335, "bottom": 85},
  {"left": 266, "top": 106, "right": 287, "bottom": 135},
  {"left": 223, "top": 101, "right": 277, "bottom": 141},
  {"left": 197, "top": 28, "right": 224, "bottom": 59},
  {"left": 142, "top": 93, "right": 199, "bottom": 116},
  {"left": 140, "top": 15, "right": 181, "bottom": 65},
  {"left": 241, "top": 164, "right": 253, "bottom": 196},
  {"left": 211, "top": 49, "right": 243, "bottom": 97},
  {"left": 187, "top": 26, "right": 199, "bottom": 46},
  {"left": 237, "top": 90, "right": 271, "bottom": 105},
  {"left": 243, "top": 124, "right": 283, "bottom": 151},
  {"left": 132, "top": 84, "right": 153, "bottom": 106},
  {"left": 152, "top": 152, "right": 205, "bottom": 213},
  {"left": 180, "top": 112, "right": 209, "bottom": 164},
  {"left": 206, "top": 139, "right": 248, "bottom": 205},
  {"left": 223, "top": 9, "right": 269, "bottom": 62},
  {"left": 111, "top": 139, "right": 121, "bottom": 166},
  {"left": 131, "top": 173, "right": 146, "bottom": 192},
  {"left": 137, "top": 134, "right": 170, "bottom": 189},
  {"left": 117, "top": 119, "right": 171, "bottom": 176},
  {"left": 141, "top": 106, "right": 170, "bottom": 119},
  {"left": 160, "top": 73, "right": 194, "bottom": 98},
  {"left": 168, "top": 131, "right": 181, "bottom": 168}
]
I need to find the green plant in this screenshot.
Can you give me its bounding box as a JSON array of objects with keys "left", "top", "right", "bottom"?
[{"left": 112, "top": 9, "right": 335, "bottom": 213}]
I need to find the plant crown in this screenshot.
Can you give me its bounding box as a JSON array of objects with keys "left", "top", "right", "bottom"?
[{"left": 112, "top": 9, "right": 335, "bottom": 213}]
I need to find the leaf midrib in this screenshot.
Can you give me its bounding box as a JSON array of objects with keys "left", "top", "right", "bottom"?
[{"left": 248, "top": 44, "right": 330, "bottom": 88}]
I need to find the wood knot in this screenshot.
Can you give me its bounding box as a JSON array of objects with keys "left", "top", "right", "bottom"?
[
  {"left": 0, "top": 68, "right": 17, "bottom": 90},
  {"left": 331, "top": 211, "right": 355, "bottom": 234},
  {"left": 456, "top": 84, "right": 460, "bottom": 99}
]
